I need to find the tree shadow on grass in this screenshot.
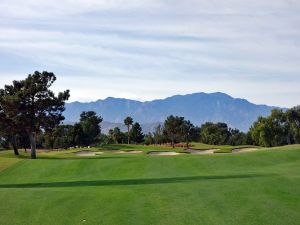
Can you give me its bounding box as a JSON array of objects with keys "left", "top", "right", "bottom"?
[
  {"left": 0, "top": 174, "right": 272, "bottom": 189},
  {"left": 11, "top": 154, "right": 128, "bottom": 160},
  {"left": 35, "top": 156, "right": 128, "bottom": 160}
]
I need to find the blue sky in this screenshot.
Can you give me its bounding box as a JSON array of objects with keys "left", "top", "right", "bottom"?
[{"left": 0, "top": 0, "right": 299, "bottom": 107}]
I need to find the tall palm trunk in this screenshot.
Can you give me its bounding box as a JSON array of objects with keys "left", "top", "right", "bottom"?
[
  {"left": 29, "top": 132, "right": 36, "bottom": 159},
  {"left": 127, "top": 125, "right": 130, "bottom": 144}
]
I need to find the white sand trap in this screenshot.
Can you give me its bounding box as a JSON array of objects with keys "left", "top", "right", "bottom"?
[
  {"left": 232, "top": 148, "right": 258, "bottom": 153},
  {"left": 148, "top": 151, "right": 186, "bottom": 156},
  {"left": 110, "top": 150, "right": 143, "bottom": 154},
  {"left": 188, "top": 149, "right": 219, "bottom": 155},
  {"left": 75, "top": 151, "right": 103, "bottom": 156},
  {"left": 95, "top": 152, "right": 104, "bottom": 155}
]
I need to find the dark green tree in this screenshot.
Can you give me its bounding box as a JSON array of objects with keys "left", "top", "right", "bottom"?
[
  {"left": 130, "top": 122, "right": 144, "bottom": 144},
  {"left": 17, "top": 132, "right": 31, "bottom": 152},
  {"left": 249, "top": 109, "right": 289, "bottom": 147},
  {"left": 190, "top": 126, "right": 201, "bottom": 142},
  {"left": 124, "top": 116, "right": 133, "bottom": 144},
  {"left": 200, "top": 122, "right": 230, "bottom": 145},
  {"left": 51, "top": 125, "right": 75, "bottom": 149},
  {"left": 269, "top": 109, "right": 289, "bottom": 146},
  {"left": 0, "top": 71, "right": 70, "bottom": 158},
  {"left": 249, "top": 117, "right": 271, "bottom": 147},
  {"left": 228, "top": 128, "right": 247, "bottom": 146},
  {"left": 287, "top": 106, "right": 300, "bottom": 143},
  {"left": 79, "top": 111, "right": 103, "bottom": 146},
  {"left": 181, "top": 120, "right": 194, "bottom": 148},
  {"left": 0, "top": 83, "right": 24, "bottom": 155},
  {"left": 112, "top": 127, "right": 122, "bottom": 144},
  {"left": 163, "top": 115, "right": 185, "bottom": 148},
  {"left": 73, "top": 123, "right": 84, "bottom": 146}
]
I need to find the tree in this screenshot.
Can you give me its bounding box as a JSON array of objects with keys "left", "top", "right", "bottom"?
[
  {"left": 200, "top": 122, "right": 230, "bottom": 145},
  {"left": 73, "top": 123, "right": 84, "bottom": 146},
  {"left": 181, "top": 120, "right": 194, "bottom": 148},
  {"left": 0, "top": 136, "right": 9, "bottom": 149},
  {"left": 163, "top": 115, "right": 185, "bottom": 148},
  {"left": 268, "top": 109, "right": 289, "bottom": 146},
  {"left": 153, "top": 124, "right": 164, "bottom": 145},
  {"left": 17, "top": 132, "right": 31, "bottom": 152},
  {"left": 0, "top": 126, "right": 20, "bottom": 155},
  {"left": 0, "top": 83, "right": 24, "bottom": 155},
  {"left": 249, "top": 117, "right": 272, "bottom": 147},
  {"left": 287, "top": 106, "right": 300, "bottom": 143},
  {"left": 44, "top": 131, "right": 55, "bottom": 149},
  {"left": 51, "top": 125, "right": 75, "bottom": 149},
  {"left": 228, "top": 128, "right": 247, "bottom": 146},
  {"left": 190, "top": 126, "right": 201, "bottom": 142},
  {"left": 249, "top": 109, "right": 289, "bottom": 147},
  {"left": 79, "top": 111, "right": 103, "bottom": 145},
  {"left": 144, "top": 133, "right": 154, "bottom": 145},
  {"left": 0, "top": 71, "right": 70, "bottom": 158},
  {"left": 112, "top": 127, "right": 122, "bottom": 144},
  {"left": 124, "top": 116, "right": 133, "bottom": 144},
  {"left": 130, "top": 122, "right": 144, "bottom": 144}
]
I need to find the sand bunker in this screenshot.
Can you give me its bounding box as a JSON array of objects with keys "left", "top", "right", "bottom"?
[
  {"left": 109, "top": 150, "right": 143, "bottom": 154},
  {"left": 75, "top": 151, "right": 103, "bottom": 156},
  {"left": 232, "top": 148, "right": 258, "bottom": 153},
  {"left": 148, "top": 151, "right": 186, "bottom": 156},
  {"left": 187, "top": 149, "right": 219, "bottom": 155}
]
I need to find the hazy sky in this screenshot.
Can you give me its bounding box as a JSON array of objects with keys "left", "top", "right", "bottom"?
[{"left": 0, "top": 0, "right": 299, "bottom": 107}]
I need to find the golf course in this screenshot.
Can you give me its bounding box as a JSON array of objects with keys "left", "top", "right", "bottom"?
[{"left": 0, "top": 144, "right": 299, "bottom": 225}]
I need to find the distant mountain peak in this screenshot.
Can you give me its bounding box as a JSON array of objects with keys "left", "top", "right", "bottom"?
[{"left": 64, "top": 92, "right": 279, "bottom": 132}]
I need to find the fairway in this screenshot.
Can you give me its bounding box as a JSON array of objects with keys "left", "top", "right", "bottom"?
[{"left": 0, "top": 145, "right": 300, "bottom": 225}]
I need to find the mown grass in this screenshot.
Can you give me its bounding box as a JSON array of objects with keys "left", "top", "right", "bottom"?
[
  {"left": 97, "top": 143, "right": 184, "bottom": 153},
  {"left": 0, "top": 151, "right": 22, "bottom": 172},
  {"left": 8, "top": 143, "right": 260, "bottom": 158},
  {"left": 0, "top": 145, "right": 299, "bottom": 225},
  {"left": 190, "top": 142, "right": 262, "bottom": 153},
  {"left": 96, "top": 143, "right": 261, "bottom": 154}
]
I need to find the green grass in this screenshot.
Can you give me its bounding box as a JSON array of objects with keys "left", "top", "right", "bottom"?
[
  {"left": 97, "top": 143, "right": 261, "bottom": 154},
  {"left": 190, "top": 142, "right": 261, "bottom": 153},
  {"left": 97, "top": 142, "right": 260, "bottom": 153},
  {"left": 0, "top": 151, "right": 22, "bottom": 172},
  {"left": 97, "top": 143, "right": 184, "bottom": 152},
  {"left": 0, "top": 145, "right": 299, "bottom": 225}
]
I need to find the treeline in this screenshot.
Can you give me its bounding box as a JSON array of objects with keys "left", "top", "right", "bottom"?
[
  {"left": 1, "top": 107, "right": 300, "bottom": 152},
  {"left": 52, "top": 107, "right": 300, "bottom": 148},
  {"left": 249, "top": 107, "right": 300, "bottom": 147},
  {"left": 1, "top": 71, "right": 300, "bottom": 159},
  {"left": 0, "top": 113, "right": 251, "bottom": 151},
  {"left": 36, "top": 115, "right": 253, "bottom": 148}
]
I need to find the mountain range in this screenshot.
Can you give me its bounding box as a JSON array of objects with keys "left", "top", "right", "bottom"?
[{"left": 64, "top": 92, "right": 280, "bottom": 133}]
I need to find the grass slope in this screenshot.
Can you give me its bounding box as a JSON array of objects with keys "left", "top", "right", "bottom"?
[
  {"left": 0, "top": 145, "right": 299, "bottom": 225},
  {"left": 0, "top": 151, "right": 22, "bottom": 172}
]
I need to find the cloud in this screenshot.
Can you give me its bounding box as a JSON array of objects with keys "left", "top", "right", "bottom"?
[{"left": 0, "top": 0, "right": 299, "bottom": 107}]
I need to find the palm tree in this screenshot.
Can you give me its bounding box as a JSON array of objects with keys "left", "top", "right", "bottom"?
[{"left": 124, "top": 116, "right": 133, "bottom": 144}]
